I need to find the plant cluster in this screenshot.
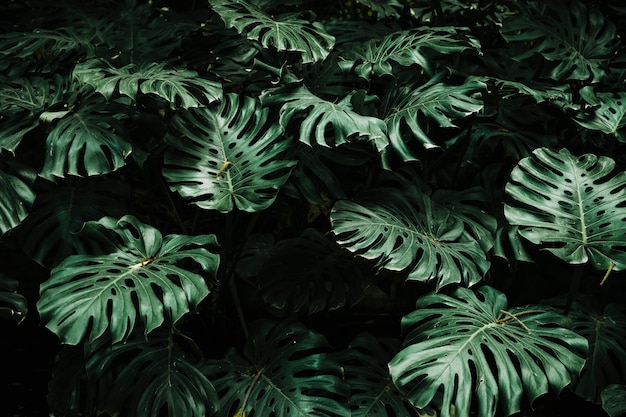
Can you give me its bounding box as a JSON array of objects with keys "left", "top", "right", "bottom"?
[{"left": 1, "top": 0, "right": 626, "bottom": 416}]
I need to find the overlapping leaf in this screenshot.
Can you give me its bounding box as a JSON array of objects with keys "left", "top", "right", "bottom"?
[
  {"left": 261, "top": 85, "right": 388, "bottom": 152},
  {"left": 574, "top": 87, "right": 626, "bottom": 142},
  {"left": 37, "top": 215, "right": 219, "bottom": 345},
  {"left": 500, "top": 0, "right": 618, "bottom": 81},
  {"left": 88, "top": 337, "right": 219, "bottom": 417},
  {"left": 341, "top": 27, "right": 480, "bottom": 79},
  {"left": 331, "top": 185, "right": 494, "bottom": 289},
  {"left": 258, "top": 228, "right": 368, "bottom": 316},
  {"left": 383, "top": 72, "right": 485, "bottom": 157},
  {"left": 335, "top": 333, "right": 427, "bottom": 417},
  {"left": 210, "top": 0, "right": 335, "bottom": 63},
  {"left": 16, "top": 178, "right": 130, "bottom": 267},
  {"left": 0, "top": 273, "right": 27, "bottom": 323},
  {"left": 505, "top": 147, "right": 626, "bottom": 270},
  {"left": 163, "top": 93, "right": 296, "bottom": 212},
  {"left": 202, "top": 319, "right": 350, "bottom": 417},
  {"left": 73, "top": 59, "right": 222, "bottom": 109},
  {"left": 389, "top": 286, "right": 588, "bottom": 417}
]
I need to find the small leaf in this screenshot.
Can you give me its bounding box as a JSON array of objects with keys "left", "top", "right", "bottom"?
[
  {"left": 390, "top": 286, "right": 588, "bottom": 417},
  {"left": 0, "top": 273, "right": 28, "bottom": 323}
]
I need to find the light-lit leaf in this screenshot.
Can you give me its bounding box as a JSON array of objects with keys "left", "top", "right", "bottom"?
[
  {"left": 574, "top": 87, "right": 626, "bottom": 142},
  {"left": 210, "top": 0, "right": 335, "bottom": 63},
  {"left": 73, "top": 59, "right": 222, "bottom": 109},
  {"left": 163, "top": 93, "right": 296, "bottom": 213},
  {"left": 37, "top": 215, "right": 219, "bottom": 345},
  {"left": 390, "top": 286, "right": 588, "bottom": 417},
  {"left": 504, "top": 147, "right": 626, "bottom": 270}
]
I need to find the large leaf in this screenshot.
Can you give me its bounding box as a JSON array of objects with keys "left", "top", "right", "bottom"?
[
  {"left": 389, "top": 286, "right": 588, "bottom": 417},
  {"left": 163, "top": 93, "right": 296, "bottom": 213},
  {"left": 0, "top": 273, "right": 27, "bottom": 323},
  {"left": 37, "top": 215, "right": 219, "bottom": 345},
  {"left": 209, "top": 0, "right": 335, "bottom": 63},
  {"left": 340, "top": 27, "right": 480, "bottom": 79},
  {"left": 73, "top": 59, "right": 222, "bottom": 109},
  {"left": 260, "top": 85, "right": 388, "bottom": 153},
  {"left": 574, "top": 87, "right": 626, "bottom": 142},
  {"left": 504, "top": 147, "right": 626, "bottom": 270},
  {"left": 41, "top": 98, "right": 134, "bottom": 179},
  {"left": 500, "top": 0, "right": 618, "bottom": 82},
  {"left": 0, "top": 164, "right": 36, "bottom": 235},
  {"left": 16, "top": 178, "right": 130, "bottom": 267},
  {"left": 202, "top": 319, "right": 350, "bottom": 417},
  {"left": 331, "top": 185, "right": 493, "bottom": 290},
  {"left": 88, "top": 337, "right": 219, "bottom": 417},
  {"left": 335, "top": 333, "right": 429, "bottom": 417},
  {"left": 383, "top": 72, "right": 485, "bottom": 158},
  {"left": 257, "top": 228, "right": 368, "bottom": 316}
]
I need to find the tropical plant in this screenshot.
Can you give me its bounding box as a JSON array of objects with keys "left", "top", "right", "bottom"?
[{"left": 1, "top": 0, "right": 625, "bottom": 416}]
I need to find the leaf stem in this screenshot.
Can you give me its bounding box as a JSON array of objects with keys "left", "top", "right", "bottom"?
[{"left": 564, "top": 264, "right": 584, "bottom": 315}]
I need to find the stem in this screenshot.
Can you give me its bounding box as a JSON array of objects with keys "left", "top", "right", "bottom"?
[{"left": 564, "top": 264, "right": 584, "bottom": 315}]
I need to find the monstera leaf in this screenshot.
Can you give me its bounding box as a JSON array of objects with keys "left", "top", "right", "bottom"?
[
  {"left": 0, "top": 163, "right": 36, "bottom": 235},
  {"left": 564, "top": 300, "right": 626, "bottom": 402},
  {"left": 331, "top": 184, "right": 494, "bottom": 289},
  {"left": 73, "top": 59, "right": 222, "bottom": 109},
  {"left": 16, "top": 178, "right": 130, "bottom": 267},
  {"left": 340, "top": 27, "right": 480, "bottom": 79},
  {"left": 202, "top": 319, "right": 349, "bottom": 417},
  {"left": 389, "top": 286, "right": 588, "bottom": 417},
  {"left": 87, "top": 337, "right": 218, "bottom": 417},
  {"left": 258, "top": 228, "right": 368, "bottom": 316},
  {"left": 37, "top": 215, "right": 219, "bottom": 345},
  {"left": 504, "top": 147, "right": 626, "bottom": 270},
  {"left": 383, "top": 72, "right": 485, "bottom": 158},
  {"left": 574, "top": 87, "right": 626, "bottom": 142},
  {"left": 0, "top": 273, "right": 27, "bottom": 323},
  {"left": 40, "top": 97, "right": 134, "bottom": 179},
  {"left": 163, "top": 93, "right": 296, "bottom": 212},
  {"left": 354, "top": 0, "right": 404, "bottom": 19},
  {"left": 602, "top": 385, "right": 626, "bottom": 417},
  {"left": 209, "top": 0, "right": 335, "bottom": 63},
  {"left": 335, "top": 333, "right": 429, "bottom": 417},
  {"left": 261, "top": 85, "right": 388, "bottom": 153},
  {"left": 500, "top": 0, "right": 618, "bottom": 82}
]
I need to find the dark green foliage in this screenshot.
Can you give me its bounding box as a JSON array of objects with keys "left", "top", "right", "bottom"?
[{"left": 1, "top": 0, "right": 626, "bottom": 416}]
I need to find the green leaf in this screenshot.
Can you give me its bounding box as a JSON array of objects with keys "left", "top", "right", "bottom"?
[
  {"left": 41, "top": 98, "right": 134, "bottom": 179},
  {"left": 566, "top": 300, "right": 626, "bottom": 402},
  {"left": 574, "top": 87, "right": 626, "bottom": 142},
  {"left": 163, "top": 93, "right": 296, "bottom": 213},
  {"left": 354, "top": 0, "right": 404, "bottom": 19},
  {"left": 37, "top": 215, "right": 219, "bottom": 345},
  {"left": 341, "top": 27, "right": 480, "bottom": 79},
  {"left": 383, "top": 72, "right": 485, "bottom": 157},
  {"left": 16, "top": 178, "right": 130, "bottom": 267},
  {"left": 210, "top": 0, "right": 335, "bottom": 63},
  {"left": 336, "top": 333, "right": 429, "bottom": 417},
  {"left": 258, "top": 228, "right": 368, "bottom": 316},
  {"left": 261, "top": 85, "right": 388, "bottom": 152},
  {"left": 389, "top": 286, "right": 588, "bottom": 417},
  {"left": 331, "top": 185, "right": 493, "bottom": 290},
  {"left": 73, "top": 59, "right": 222, "bottom": 109},
  {"left": 202, "top": 319, "right": 350, "bottom": 417},
  {"left": 88, "top": 337, "right": 219, "bottom": 417},
  {"left": 602, "top": 384, "right": 626, "bottom": 417},
  {"left": 0, "top": 164, "right": 36, "bottom": 235},
  {"left": 504, "top": 147, "right": 626, "bottom": 270},
  {"left": 0, "top": 273, "right": 27, "bottom": 323},
  {"left": 500, "top": 0, "right": 618, "bottom": 82}
]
